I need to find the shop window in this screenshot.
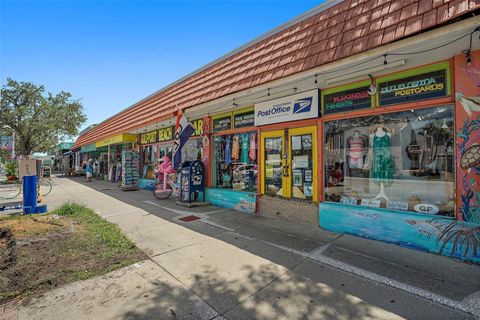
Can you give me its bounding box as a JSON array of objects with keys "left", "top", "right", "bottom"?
[
  {"left": 182, "top": 138, "right": 203, "bottom": 162},
  {"left": 213, "top": 132, "right": 257, "bottom": 192},
  {"left": 324, "top": 106, "right": 454, "bottom": 217},
  {"left": 141, "top": 145, "right": 155, "bottom": 179}
]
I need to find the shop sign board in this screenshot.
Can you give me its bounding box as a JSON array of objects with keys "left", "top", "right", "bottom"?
[
  {"left": 140, "top": 130, "right": 157, "bottom": 144},
  {"left": 233, "top": 108, "right": 255, "bottom": 128},
  {"left": 212, "top": 115, "right": 232, "bottom": 132},
  {"left": 81, "top": 144, "right": 96, "bottom": 153},
  {"left": 158, "top": 126, "right": 174, "bottom": 142},
  {"left": 95, "top": 134, "right": 137, "bottom": 148},
  {"left": 191, "top": 118, "right": 204, "bottom": 136},
  {"left": 377, "top": 62, "right": 450, "bottom": 107},
  {"left": 254, "top": 89, "right": 319, "bottom": 126},
  {"left": 139, "top": 126, "right": 175, "bottom": 144},
  {"left": 322, "top": 83, "right": 372, "bottom": 115}
]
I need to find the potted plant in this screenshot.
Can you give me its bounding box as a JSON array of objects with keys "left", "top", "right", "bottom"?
[{"left": 5, "top": 161, "right": 17, "bottom": 181}]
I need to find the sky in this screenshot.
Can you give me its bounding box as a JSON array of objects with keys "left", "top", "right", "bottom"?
[{"left": 1, "top": 0, "right": 323, "bottom": 130}]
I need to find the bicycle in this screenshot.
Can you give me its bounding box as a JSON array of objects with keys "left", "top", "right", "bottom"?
[
  {"left": 153, "top": 171, "right": 181, "bottom": 200},
  {"left": 0, "top": 178, "right": 52, "bottom": 200}
]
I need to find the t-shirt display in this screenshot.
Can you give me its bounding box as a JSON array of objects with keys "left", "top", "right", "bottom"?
[{"left": 324, "top": 106, "right": 455, "bottom": 217}]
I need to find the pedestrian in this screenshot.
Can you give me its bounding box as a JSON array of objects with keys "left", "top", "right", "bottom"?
[
  {"left": 93, "top": 159, "right": 99, "bottom": 179},
  {"left": 85, "top": 159, "right": 93, "bottom": 182}
]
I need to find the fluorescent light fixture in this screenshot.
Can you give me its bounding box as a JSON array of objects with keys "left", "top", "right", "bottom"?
[{"left": 324, "top": 59, "right": 407, "bottom": 86}]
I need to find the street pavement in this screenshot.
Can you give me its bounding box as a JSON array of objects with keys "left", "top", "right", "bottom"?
[{"left": 1, "top": 175, "right": 479, "bottom": 319}]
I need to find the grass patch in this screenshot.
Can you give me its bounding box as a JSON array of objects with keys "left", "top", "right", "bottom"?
[
  {"left": 0, "top": 202, "right": 147, "bottom": 305},
  {"left": 56, "top": 202, "right": 139, "bottom": 258}
]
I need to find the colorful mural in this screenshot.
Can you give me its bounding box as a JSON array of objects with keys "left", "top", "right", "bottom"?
[
  {"left": 206, "top": 188, "right": 256, "bottom": 214},
  {"left": 319, "top": 203, "right": 480, "bottom": 264},
  {"left": 455, "top": 50, "right": 480, "bottom": 224}
]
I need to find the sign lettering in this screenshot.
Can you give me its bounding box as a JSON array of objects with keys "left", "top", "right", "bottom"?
[
  {"left": 234, "top": 110, "right": 255, "bottom": 128},
  {"left": 254, "top": 89, "right": 319, "bottom": 126},
  {"left": 140, "top": 131, "right": 157, "bottom": 145},
  {"left": 158, "top": 126, "right": 174, "bottom": 142},
  {"left": 378, "top": 69, "right": 448, "bottom": 106},
  {"left": 323, "top": 86, "right": 371, "bottom": 115},
  {"left": 213, "top": 115, "right": 231, "bottom": 132},
  {"left": 191, "top": 119, "right": 204, "bottom": 136}
]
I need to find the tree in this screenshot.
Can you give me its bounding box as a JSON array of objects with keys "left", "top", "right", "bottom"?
[{"left": 0, "top": 78, "right": 87, "bottom": 156}]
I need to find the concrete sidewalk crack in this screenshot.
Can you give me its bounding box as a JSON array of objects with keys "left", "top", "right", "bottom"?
[{"left": 148, "top": 242, "right": 197, "bottom": 259}]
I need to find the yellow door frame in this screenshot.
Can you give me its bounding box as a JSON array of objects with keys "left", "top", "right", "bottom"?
[
  {"left": 287, "top": 126, "right": 318, "bottom": 202},
  {"left": 260, "top": 126, "right": 318, "bottom": 202},
  {"left": 260, "top": 130, "right": 287, "bottom": 197}
]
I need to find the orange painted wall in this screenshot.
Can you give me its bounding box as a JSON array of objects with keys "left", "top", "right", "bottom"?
[{"left": 454, "top": 50, "right": 480, "bottom": 223}]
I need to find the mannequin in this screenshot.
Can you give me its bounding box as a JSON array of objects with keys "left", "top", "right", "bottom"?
[{"left": 369, "top": 125, "right": 394, "bottom": 202}]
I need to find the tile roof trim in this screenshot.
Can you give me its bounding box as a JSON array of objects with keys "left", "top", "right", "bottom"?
[{"left": 76, "top": 0, "right": 342, "bottom": 133}]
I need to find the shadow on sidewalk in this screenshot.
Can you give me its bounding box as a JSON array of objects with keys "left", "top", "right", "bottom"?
[{"left": 63, "top": 176, "right": 479, "bottom": 319}]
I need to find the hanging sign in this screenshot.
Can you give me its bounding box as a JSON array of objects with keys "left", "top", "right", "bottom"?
[
  {"left": 254, "top": 89, "right": 319, "bottom": 126},
  {"left": 378, "top": 65, "right": 449, "bottom": 106},
  {"left": 191, "top": 118, "right": 204, "bottom": 136},
  {"left": 322, "top": 86, "right": 372, "bottom": 115},
  {"left": 234, "top": 108, "right": 255, "bottom": 128},
  {"left": 158, "top": 126, "right": 174, "bottom": 142},
  {"left": 212, "top": 115, "right": 232, "bottom": 132}
]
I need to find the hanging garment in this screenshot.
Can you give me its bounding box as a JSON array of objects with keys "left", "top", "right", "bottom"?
[
  {"left": 249, "top": 133, "right": 256, "bottom": 161},
  {"left": 347, "top": 134, "right": 366, "bottom": 169},
  {"left": 225, "top": 136, "right": 232, "bottom": 165},
  {"left": 371, "top": 133, "right": 393, "bottom": 186},
  {"left": 232, "top": 135, "right": 240, "bottom": 160},
  {"left": 241, "top": 133, "right": 249, "bottom": 163}
]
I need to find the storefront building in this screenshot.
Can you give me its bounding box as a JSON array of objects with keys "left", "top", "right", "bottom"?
[
  {"left": 72, "top": 1, "right": 480, "bottom": 263},
  {"left": 94, "top": 133, "right": 137, "bottom": 181}
]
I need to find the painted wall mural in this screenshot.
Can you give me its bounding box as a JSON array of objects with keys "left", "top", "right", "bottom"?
[
  {"left": 206, "top": 188, "right": 256, "bottom": 214},
  {"left": 319, "top": 203, "right": 480, "bottom": 264},
  {"left": 455, "top": 50, "right": 480, "bottom": 224}
]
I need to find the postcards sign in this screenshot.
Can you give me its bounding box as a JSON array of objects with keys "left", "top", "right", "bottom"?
[{"left": 254, "top": 89, "right": 319, "bottom": 126}]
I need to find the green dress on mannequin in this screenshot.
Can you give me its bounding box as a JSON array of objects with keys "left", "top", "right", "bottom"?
[{"left": 371, "top": 131, "right": 393, "bottom": 186}]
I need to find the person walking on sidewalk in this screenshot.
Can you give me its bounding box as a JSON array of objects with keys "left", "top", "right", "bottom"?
[{"left": 85, "top": 159, "right": 93, "bottom": 182}]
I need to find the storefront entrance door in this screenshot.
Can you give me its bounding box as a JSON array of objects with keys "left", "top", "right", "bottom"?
[{"left": 260, "top": 126, "right": 317, "bottom": 202}]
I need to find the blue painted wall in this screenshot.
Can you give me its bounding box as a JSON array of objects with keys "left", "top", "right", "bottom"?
[
  {"left": 206, "top": 188, "right": 256, "bottom": 214},
  {"left": 319, "top": 202, "right": 480, "bottom": 264}
]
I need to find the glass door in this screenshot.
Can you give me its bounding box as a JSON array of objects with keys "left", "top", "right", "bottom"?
[
  {"left": 261, "top": 126, "right": 317, "bottom": 201},
  {"left": 261, "top": 130, "right": 287, "bottom": 197},
  {"left": 288, "top": 126, "right": 317, "bottom": 202}
]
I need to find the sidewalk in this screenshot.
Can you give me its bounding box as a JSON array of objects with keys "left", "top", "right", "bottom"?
[{"left": 3, "top": 176, "right": 479, "bottom": 319}]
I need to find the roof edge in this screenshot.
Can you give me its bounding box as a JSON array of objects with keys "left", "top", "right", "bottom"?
[{"left": 79, "top": 0, "right": 341, "bottom": 132}]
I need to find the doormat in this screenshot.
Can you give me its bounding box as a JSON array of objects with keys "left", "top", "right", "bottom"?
[{"left": 179, "top": 215, "right": 201, "bottom": 222}]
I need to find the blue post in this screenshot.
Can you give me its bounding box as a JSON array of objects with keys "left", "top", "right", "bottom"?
[{"left": 23, "top": 175, "right": 37, "bottom": 214}]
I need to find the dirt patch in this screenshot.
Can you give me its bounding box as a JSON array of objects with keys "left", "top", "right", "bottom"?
[{"left": 0, "top": 206, "right": 147, "bottom": 305}]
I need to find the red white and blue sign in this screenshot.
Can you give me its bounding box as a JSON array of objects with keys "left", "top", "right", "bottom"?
[{"left": 254, "top": 89, "right": 319, "bottom": 126}]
